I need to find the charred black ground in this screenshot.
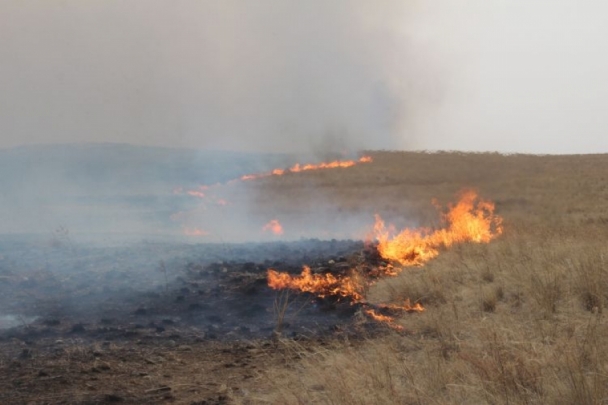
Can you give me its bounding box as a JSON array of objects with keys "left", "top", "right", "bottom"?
[
  {"left": 0, "top": 236, "right": 401, "bottom": 404},
  {"left": 0, "top": 237, "right": 385, "bottom": 342}
]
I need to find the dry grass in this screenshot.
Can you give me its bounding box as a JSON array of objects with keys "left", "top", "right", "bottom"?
[{"left": 238, "top": 151, "right": 608, "bottom": 405}]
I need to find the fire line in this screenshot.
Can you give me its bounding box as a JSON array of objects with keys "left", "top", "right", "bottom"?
[
  {"left": 240, "top": 156, "right": 372, "bottom": 182},
  {"left": 374, "top": 190, "right": 503, "bottom": 267},
  {"left": 267, "top": 190, "right": 502, "bottom": 329},
  {"left": 174, "top": 155, "right": 372, "bottom": 234}
]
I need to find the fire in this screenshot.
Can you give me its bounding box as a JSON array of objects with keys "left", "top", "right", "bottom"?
[
  {"left": 186, "top": 190, "right": 206, "bottom": 199},
  {"left": 182, "top": 227, "right": 209, "bottom": 237},
  {"left": 267, "top": 266, "right": 364, "bottom": 301},
  {"left": 363, "top": 300, "right": 424, "bottom": 329},
  {"left": 364, "top": 310, "right": 405, "bottom": 331},
  {"left": 240, "top": 156, "right": 372, "bottom": 181},
  {"left": 266, "top": 191, "right": 502, "bottom": 330},
  {"left": 374, "top": 190, "right": 503, "bottom": 267},
  {"left": 263, "top": 219, "right": 284, "bottom": 235},
  {"left": 267, "top": 266, "right": 420, "bottom": 329},
  {"left": 173, "top": 156, "right": 372, "bottom": 233},
  {"left": 377, "top": 299, "right": 425, "bottom": 313}
]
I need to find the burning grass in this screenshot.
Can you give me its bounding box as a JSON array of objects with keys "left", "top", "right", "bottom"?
[
  {"left": 266, "top": 190, "right": 501, "bottom": 328},
  {"left": 260, "top": 237, "right": 608, "bottom": 404},
  {"left": 374, "top": 189, "right": 503, "bottom": 266},
  {"left": 4, "top": 151, "right": 608, "bottom": 404},
  {"left": 243, "top": 151, "right": 608, "bottom": 405},
  {"left": 240, "top": 155, "right": 372, "bottom": 181}
]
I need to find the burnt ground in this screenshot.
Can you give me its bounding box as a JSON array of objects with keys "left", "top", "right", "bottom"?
[{"left": 0, "top": 236, "right": 391, "bottom": 404}]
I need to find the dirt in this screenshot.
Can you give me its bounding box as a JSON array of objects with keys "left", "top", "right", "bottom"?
[{"left": 0, "top": 237, "right": 389, "bottom": 404}]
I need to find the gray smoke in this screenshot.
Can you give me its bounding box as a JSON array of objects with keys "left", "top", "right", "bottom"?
[
  {"left": 1, "top": 1, "right": 608, "bottom": 153},
  {"left": 2, "top": 1, "right": 608, "bottom": 240},
  {"left": 400, "top": 1, "right": 608, "bottom": 154},
  {"left": 0, "top": 0, "right": 427, "bottom": 153}
]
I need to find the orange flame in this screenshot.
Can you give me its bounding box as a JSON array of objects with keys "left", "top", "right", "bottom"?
[
  {"left": 374, "top": 190, "right": 503, "bottom": 267},
  {"left": 263, "top": 219, "right": 284, "bottom": 235},
  {"left": 182, "top": 227, "right": 209, "bottom": 237},
  {"left": 267, "top": 266, "right": 364, "bottom": 301},
  {"left": 240, "top": 156, "right": 372, "bottom": 181},
  {"left": 363, "top": 300, "right": 424, "bottom": 330},
  {"left": 267, "top": 265, "right": 424, "bottom": 331},
  {"left": 266, "top": 191, "right": 502, "bottom": 329},
  {"left": 378, "top": 299, "right": 425, "bottom": 313},
  {"left": 364, "top": 309, "right": 405, "bottom": 331}
]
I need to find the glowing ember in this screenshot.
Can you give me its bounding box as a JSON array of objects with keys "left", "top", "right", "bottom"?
[
  {"left": 374, "top": 190, "right": 503, "bottom": 267},
  {"left": 182, "top": 227, "right": 209, "bottom": 237},
  {"left": 240, "top": 156, "right": 372, "bottom": 181},
  {"left": 267, "top": 266, "right": 364, "bottom": 301},
  {"left": 262, "top": 219, "right": 284, "bottom": 235},
  {"left": 186, "top": 190, "right": 206, "bottom": 199}
]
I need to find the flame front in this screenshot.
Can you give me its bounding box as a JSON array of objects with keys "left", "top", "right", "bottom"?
[
  {"left": 241, "top": 156, "right": 372, "bottom": 181},
  {"left": 375, "top": 190, "right": 503, "bottom": 267},
  {"left": 174, "top": 156, "right": 372, "bottom": 234},
  {"left": 364, "top": 310, "right": 405, "bottom": 331},
  {"left": 267, "top": 266, "right": 421, "bottom": 328},
  {"left": 267, "top": 266, "right": 364, "bottom": 301},
  {"left": 364, "top": 300, "right": 424, "bottom": 330},
  {"left": 266, "top": 190, "right": 502, "bottom": 330}
]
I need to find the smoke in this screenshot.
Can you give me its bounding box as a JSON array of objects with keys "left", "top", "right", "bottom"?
[
  {"left": 2, "top": 1, "right": 608, "bottom": 154},
  {"left": 2, "top": 1, "right": 608, "bottom": 240},
  {"left": 0, "top": 0, "right": 429, "bottom": 154},
  {"left": 400, "top": 1, "right": 608, "bottom": 154}
]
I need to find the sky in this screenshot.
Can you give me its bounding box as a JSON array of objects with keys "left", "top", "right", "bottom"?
[{"left": 1, "top": 1, "right": 607, "bottom": 154}]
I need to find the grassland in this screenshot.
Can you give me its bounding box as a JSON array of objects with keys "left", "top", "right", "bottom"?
[
  {"left": 240, "top": 151, "right": 608, "bottom": 404},
  {"left": 3, "top": 150, "right": 608, "bottom": 404}
]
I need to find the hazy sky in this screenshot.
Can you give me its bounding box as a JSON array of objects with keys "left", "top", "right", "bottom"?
[{"left": 1, "top": 1, "right": 607, "bottom": 154}]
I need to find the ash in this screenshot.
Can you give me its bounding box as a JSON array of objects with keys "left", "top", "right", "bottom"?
[{"left": 0, "top": 236, "right": 374, "bottom": 343}]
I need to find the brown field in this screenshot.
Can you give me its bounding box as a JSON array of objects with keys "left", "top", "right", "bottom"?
[
  {"left": 3, "top": 151, "right": 608, "bottom": 404},
  {"left": 252, "top": 151, "right": 608, "bottom": 405}
]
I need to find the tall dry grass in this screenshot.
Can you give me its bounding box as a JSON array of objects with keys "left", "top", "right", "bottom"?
[{"left": 233, "top": 152, "right": 608, "bottom": 405}]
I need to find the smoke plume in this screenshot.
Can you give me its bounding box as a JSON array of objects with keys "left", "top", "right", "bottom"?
[
  {"left": 2, "top": 1, "right": 608, "bottom": 153},
  {"left": 0, "top": 1, "right": 429, "bottom": 153}
]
